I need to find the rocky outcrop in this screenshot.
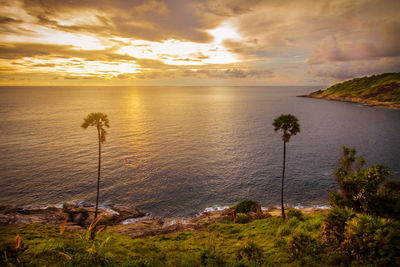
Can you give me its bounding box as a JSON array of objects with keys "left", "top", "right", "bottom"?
[
  {"left": 0, "top": 205, "right": 66, "bottom": 226},
  {"left": 0, "top": 203, "right": 322, "bottom": 239},
  {"left": 0, "top": 204, "right": 145, "bottom": 229},
  {"left": 304, "top": 92, "right": 400, "bottom": 109}
]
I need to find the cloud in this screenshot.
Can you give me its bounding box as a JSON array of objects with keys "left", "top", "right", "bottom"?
[
  {"left": 307, "top": 22, "right": 400, "bottom": 64},
  {"left": 0, "top": 43, "right": 135, "bottom": 62},
  {"left": 18, "top": 0, "right": 234, "bottom": 42},
  {"left": 308, "top": 57, "right": 400, "bottom": 81},
  {"left": 0, "top": 16, "right": 22, "bottom": 24},
  {"left": 114, "top": 66, "right": 275, "bottom": 80}
]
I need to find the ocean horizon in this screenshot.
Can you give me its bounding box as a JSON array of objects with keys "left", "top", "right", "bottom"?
[{"left": 1, "top": 85, "right": 399, "bottom": 217}]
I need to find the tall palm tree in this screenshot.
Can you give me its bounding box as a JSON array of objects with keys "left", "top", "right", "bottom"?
[
  {"left": 81, "top": 112, "right": 110, "bottom": 219},
  {"left": 272, "top": 114, "right": 300, "bottom": 220}
]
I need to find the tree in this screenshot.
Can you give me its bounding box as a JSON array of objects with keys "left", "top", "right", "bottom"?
[
  {"left": 330, "top": 146, "right": 399, "bottom": 219},
  {"left": 273, "top": 114, "right": 300, "bottom": 220},
  {"left": 81, "top": 112, "right": 110, "bottom": 220}
]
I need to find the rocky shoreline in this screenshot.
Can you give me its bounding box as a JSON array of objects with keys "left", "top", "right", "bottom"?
[
  {"left": 0, "top": 203, "right": 328, "bottom": 238},
  {"left": 298, "top": 93, "right": 400, "bottom": 109}
]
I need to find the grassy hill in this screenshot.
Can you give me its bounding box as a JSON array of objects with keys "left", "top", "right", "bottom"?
[
  {"left": 310, "top": 73, "right": 400, "bottom": 108},
  {"left": 0, "top": 211, "right": 334, "bottom": 266}
]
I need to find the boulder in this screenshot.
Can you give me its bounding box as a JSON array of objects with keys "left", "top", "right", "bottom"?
[{"left": 63, "top": 204, "right": 90, "bottom": 227}]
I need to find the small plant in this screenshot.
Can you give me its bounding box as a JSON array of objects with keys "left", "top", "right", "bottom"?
[
  {"left": 330, "top": 146, "right": 399, "bottom": 219},
  {"left": 342, "top": 213, "right": 400, "bottom": 265},
  {"left": 235, "top": 200, "right": 258, "bottom": 214},
  {"left": 235, "top": 213, "right": 250, "bottom": 224},
  {"left": 287, "top": 209, "right": 303, "bottom": 220},
  {"left": 322, "top": 207, "right": 354, "bottom": 248},
  {"left": 199, "top": 248, "right": 218, "bottom": 266},
  {"left": 288, "top": 230, "right": 322, "bottom": 260},
  {"left": 236, "top": 240, "right": 264, "bottom": 265}
]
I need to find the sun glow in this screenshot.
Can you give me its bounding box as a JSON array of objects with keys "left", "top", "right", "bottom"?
[
  {"left": 117, "top": 23, "right": 242, "bottom": 66},
  {"left": 208, "top": 23, "right": 241, "bottom": 44},
  {"left": 0, "top": 2, "right": 245, "bottom": 82}
]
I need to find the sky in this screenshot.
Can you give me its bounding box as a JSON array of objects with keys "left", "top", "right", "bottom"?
[{"left": 0, "top": 0, "right": 399, "bottom": 86}]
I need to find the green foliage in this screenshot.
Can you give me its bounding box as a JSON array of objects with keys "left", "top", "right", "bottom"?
[
  {"left": 322, "top": 146, "right": 400, "bottom": 265},
  {"left": 322, "top": 207, "right": 355, "bottom": 248},
  {"left": 343, "top": 213, "right": 400, "bottom": 265},
  {"left": 81, "top": 112, "right": 110, "bottom": 143},
  {"left": 331, "top": 146, "right": 399, "bottom": 219},
  {"left": 287, "top": 209, "right": 303, "bottom": 220},
  {"left": 288, "top": 229, "right": 323, "bottom": 260},
  {"left": 235, "top": 240, "right": 264, "bottom": 265},
  {"left": 272, "top": 114, "right": 300, "bottom": 143},
  {"left": 235, "top": 213, "right": 250, "bottom": 224},
  {"left": 199, "top": 248, "right": 223, "bottom": 266},
  {"left": 234, "top": 200, "right": 258, "bottom": 214},
  {"left": 0, "top": 213, "right": 333, "bottom": 266},
  {"left": 318, "top": 72, "right": 400, "bottom": 102}
]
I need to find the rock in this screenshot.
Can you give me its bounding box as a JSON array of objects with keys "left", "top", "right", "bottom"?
[
  {"left": 112, "top": 205, "right": 145, "bottom": 218},
  {"left": 71, "top": 212, "right": 89, "bottom": 227},
  {"left": 63, "top": 204, "right": 90, "bottom": 227},
  {"left": 0, "top": 206, "right": 66, "bottom": 226}
]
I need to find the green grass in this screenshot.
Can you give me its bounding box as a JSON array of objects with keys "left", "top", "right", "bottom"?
[
  {"left": 0, "top": 212, "right": 342, "bottom": 266},
  {"left": 313, "top": 72, "right": 400, "bottom": 103}
]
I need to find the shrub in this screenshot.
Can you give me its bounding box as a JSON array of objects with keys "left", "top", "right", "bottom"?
[
  {"left": 235, "top": 213, "right": 250, "bottom": 224},
  {"left": 235, "top": 200, "right": 260, "bottom": 214},
  {"left": 288, "top": 230, "right": 322, "bottom": 260},
  {"left": 199, "top": 248, "right": 224, "bottom": 266},
  {"left": 287, "top": 209, "right": 303, "bottom": 220},
  {"left": 330, "top": 146, "right": 399, "bottom": 219},
  {"left": 276, "top": 223, "right": 292, "bottom": 237},
  {"left": 322, "top": 207, "right": 355, "bottom": 248},
  {"left": 342, "top": 214, "right": 400, "bottom": 265},
  {"left": 236, "top": 240, "right": 264, "bottom": 265}
]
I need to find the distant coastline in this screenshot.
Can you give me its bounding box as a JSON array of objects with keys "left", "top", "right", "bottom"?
[{"left": 301, "top": 72, "right": 400, "bottom": 109}]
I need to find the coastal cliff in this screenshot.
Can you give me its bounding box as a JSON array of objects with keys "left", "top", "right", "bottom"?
[{"left": 305, "top": 72, "right": 400, "bottom": 109}]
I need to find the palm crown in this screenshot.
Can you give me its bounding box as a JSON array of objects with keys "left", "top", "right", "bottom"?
[
  {"left": 81, "top": 112, "right": 110, "bottom": 143},
  {"left": 273, "top": 114, "right": 300, "bottom": 143}
]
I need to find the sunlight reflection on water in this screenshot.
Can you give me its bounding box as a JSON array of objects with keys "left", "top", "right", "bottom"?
[{"left": 0, "top": 86, "right": 399, "bottom": 217}]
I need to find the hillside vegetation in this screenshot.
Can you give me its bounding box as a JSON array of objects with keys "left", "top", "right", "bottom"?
[{"left": 310, "top": 72, "right": 400, "bottom": 108}]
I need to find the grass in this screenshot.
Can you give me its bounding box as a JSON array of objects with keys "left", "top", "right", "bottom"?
[
  {"left": 0, "top": 211, "right": 338, "bottom": 266},
  {"left": 312, "top": 72, "right": 400, "bottom": 103}
]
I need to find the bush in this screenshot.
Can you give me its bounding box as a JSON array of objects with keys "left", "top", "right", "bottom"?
[
  {"left": 287, "top": 209, "right": 303, "bottom": 220},
  {"left": 322, "top": 207, "right": 355, "bottom": 248},
  {"left": 342, "top": 214, "right": 400, "bottom": 265},
  {"left": 235, "top": 213, "right": 250, "bottom": 224},
  {"left": 330, "top": 146, "right": 399, "bottom": 219},
  {"left": 288, "top": 230, "right": 322, "bottom": 260},
  {"left": 199, "top": 248, "right": 225, "bottom": 266},
  {"left": 236, "top": 240, "right": 264, "bottom": 265},
  {"left": 235, "top": 200, "right": 260, "bottom": 214}
]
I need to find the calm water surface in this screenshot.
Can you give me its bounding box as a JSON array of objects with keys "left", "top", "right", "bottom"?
[{"left": 0, "top": 86, "right": 399, "bottom": 217}]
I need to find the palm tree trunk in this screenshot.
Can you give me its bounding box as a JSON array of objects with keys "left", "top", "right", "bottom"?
[
  {"left": 95, "top": 128, "right": 101, "bottom": 219},
  {"left": 281, "top": 141, "right": 286, "bottom": 220}
]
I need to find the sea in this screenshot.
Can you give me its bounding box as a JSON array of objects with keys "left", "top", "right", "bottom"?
[{"left": 0, "top": 86, "right": 399, "bottom": 217}]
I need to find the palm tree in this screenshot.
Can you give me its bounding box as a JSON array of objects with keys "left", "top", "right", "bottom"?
[
  {"left": 81, "top": 112, "right": 110, "bottom": 219},
  {"left": 272, "top": 114, "right": 300, "bottom": 220}
]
